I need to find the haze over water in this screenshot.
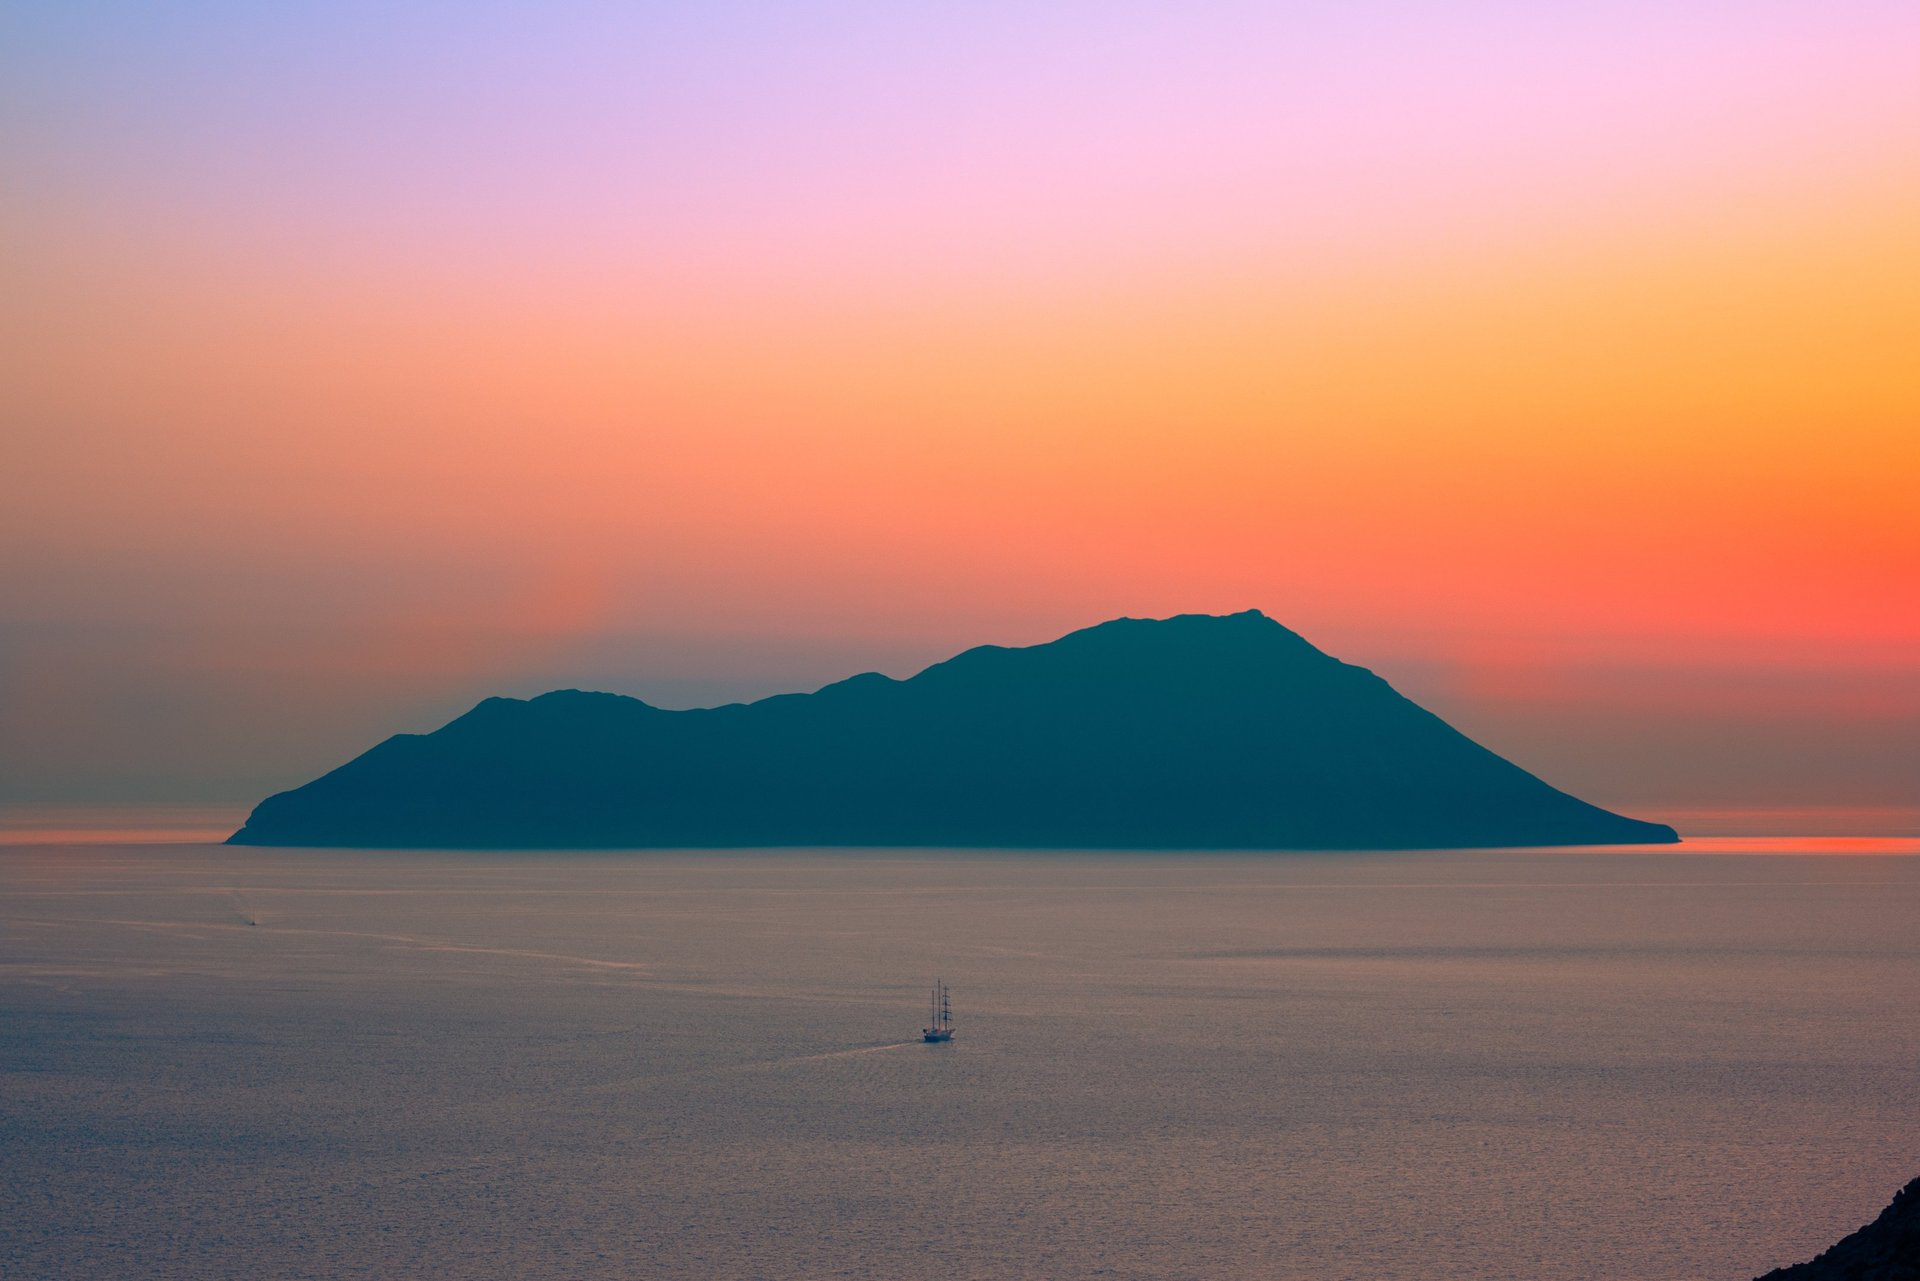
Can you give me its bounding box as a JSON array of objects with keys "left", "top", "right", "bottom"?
[{"left": 5, "top": 830, "right": 1917, "bottom": 1280}]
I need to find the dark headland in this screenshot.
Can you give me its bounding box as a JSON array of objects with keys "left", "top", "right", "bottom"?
[
  {"left": 1756, "top": 1176, "right": 1920, "bottom": 1280},
  {"left": 229, "top": 610, "right": 1678, "bottom": 849}
]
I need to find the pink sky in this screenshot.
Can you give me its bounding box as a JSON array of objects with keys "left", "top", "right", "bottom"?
[{"left": 2, "top": 2, "right": 1916, "bottom": 820}]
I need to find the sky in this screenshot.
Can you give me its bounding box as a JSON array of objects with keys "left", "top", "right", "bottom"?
[{"left": 2, "top": 2, "right": 1916, "bottom": 821}]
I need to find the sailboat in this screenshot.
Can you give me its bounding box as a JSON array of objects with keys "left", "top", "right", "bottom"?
[{"left": 922, "top": 979, "right": 954, "bottom": 1042}]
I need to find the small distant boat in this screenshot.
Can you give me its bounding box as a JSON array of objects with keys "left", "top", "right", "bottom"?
[{"left": 922, "top": 978, "right": 954, "bottom": 1043}]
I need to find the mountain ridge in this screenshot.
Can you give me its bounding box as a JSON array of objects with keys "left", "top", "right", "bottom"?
[{"left": 229, "top": 610, "right": 1678, "bottom": 849}]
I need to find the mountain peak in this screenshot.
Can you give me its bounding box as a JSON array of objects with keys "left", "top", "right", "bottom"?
[{"left": 229, "top": 613, "right": 1677, "bottom": 850}]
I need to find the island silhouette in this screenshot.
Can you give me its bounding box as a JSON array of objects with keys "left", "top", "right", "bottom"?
[{"left": 229, "top": 610, "right": 1678, "bottom": 849}]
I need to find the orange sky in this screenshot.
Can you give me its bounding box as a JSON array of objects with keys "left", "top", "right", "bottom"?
[
  {"left": 11, "top": 172, "right": 1916, "bottom": 646},
  {"left": 2, "top": 3, "right": 1916, "bottom": 814}
]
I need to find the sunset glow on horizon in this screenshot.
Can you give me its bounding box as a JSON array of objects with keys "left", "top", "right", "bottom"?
[{"left": 3, "top": 2, "right": 1916, "bottom": 812}]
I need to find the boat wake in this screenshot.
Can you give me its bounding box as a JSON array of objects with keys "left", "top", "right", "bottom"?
[{"left": 765, "top": 1041, "right": 923, "bottom": 1068}]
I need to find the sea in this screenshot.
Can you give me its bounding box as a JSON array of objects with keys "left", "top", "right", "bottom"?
[{"left": 3, "top": 810, "right": 1917, "bottom": 1280}]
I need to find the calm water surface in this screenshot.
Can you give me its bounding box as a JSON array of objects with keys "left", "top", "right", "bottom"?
[{"left": 3, "top": 839, "right": 1917, "bottom": 1280}]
